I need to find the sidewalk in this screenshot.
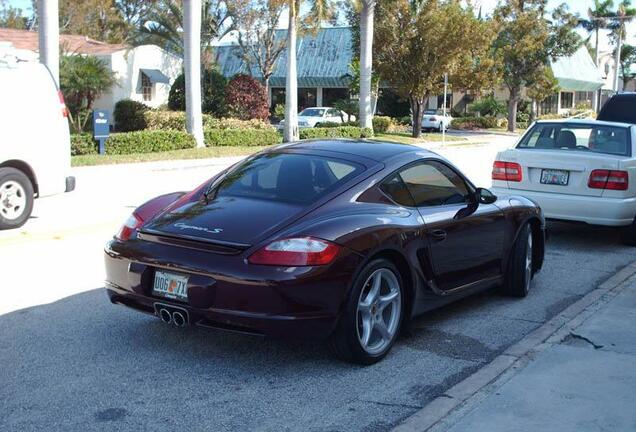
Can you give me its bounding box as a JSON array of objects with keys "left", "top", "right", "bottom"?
[{"left": 395, "top": 265, "right": 636, "bottom": 432}]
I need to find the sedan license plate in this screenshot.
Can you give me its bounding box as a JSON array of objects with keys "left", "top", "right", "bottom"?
[
  {"left": 540, "top": 169, "right": 569, "bottom": 186},
  {"left": 153, "top": 271, "right": 189, "bottom": 301}
]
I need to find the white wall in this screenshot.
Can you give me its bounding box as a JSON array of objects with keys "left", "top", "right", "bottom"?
[{"left": 93, "top": 45, "right": 182, "bottom": 124}]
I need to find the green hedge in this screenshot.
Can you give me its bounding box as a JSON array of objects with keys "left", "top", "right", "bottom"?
[
  {"left": 105, "top": 130, "right": 196, "bottom": 155},
  {"left": 144, "top": 110, "right": 273, "bottom": 131},
  {"left": 315, "top": 121, "right": 358, "bottom": 128},
  {"left": 299, "top": 126, "right": 374, "bottom": 140},
  {"left": 114, "top": 99, "right": 149, "bottom": 132},
  {"left": 450, "top": 116, "right": 499, "bottom": 130},
  {"left": 372, "top": 116, "right": 393, "bottom": 133},
  {"left": 204, "top": 128, "right": 281, "bottom": 147},
  {"left": 71, "top": 134, "right": 98, "bottom": 156}
]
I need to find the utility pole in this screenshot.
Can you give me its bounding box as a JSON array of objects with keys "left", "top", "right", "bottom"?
[
  {"left": 442, "top": 73, "right": 448, "bottom": 145},
  {"left": 37, "top": 0, "right": 59, "bottom": 86},
  {"left": 183, "top": 0, "right": 204, "bottom": 148},
  {"left": 613, "top": 30, "right": 623, "bottom": 93}
]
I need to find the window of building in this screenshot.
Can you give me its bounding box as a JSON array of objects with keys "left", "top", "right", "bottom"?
[
  {"left": 560, "top": 92, "right": 574, "bottom": 109},
  {"left": 141, "top": 73, "right": 152, "bottom": 101},
  {"left": 323, "top": 88, "right": 349, "bottom": 107},
  {"left": 298, "top": 88, "right": 317, "bottom": 111},
  {"left": 539, "top": 94, "right": 558, "bottom": 115},
  {"left": 575, "top": 91, "right": 593, "bottom": 109}
]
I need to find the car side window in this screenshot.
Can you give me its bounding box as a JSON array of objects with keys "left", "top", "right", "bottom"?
[
  {"left": 399, "top": 161, "right": 470, "bottom": 207},
  {"left": 380, "top": 174, "right": 415, "bottom": 206}
]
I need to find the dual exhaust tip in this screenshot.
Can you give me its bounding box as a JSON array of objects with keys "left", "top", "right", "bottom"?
[{"left": 158, "top": 307, "right": 187, "bottom": 327}]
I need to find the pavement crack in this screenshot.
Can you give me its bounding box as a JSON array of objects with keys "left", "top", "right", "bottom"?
[
  {"left": 562, "top": 332, "right": 604, "bottom": 349},
  {"left": 359, "top": 399, "right": 423, "bottom": 410}
]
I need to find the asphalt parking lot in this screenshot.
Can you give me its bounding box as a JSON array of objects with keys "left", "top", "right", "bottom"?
[{"left": 3, "top": 138, "right": 634, "bottom": 431}]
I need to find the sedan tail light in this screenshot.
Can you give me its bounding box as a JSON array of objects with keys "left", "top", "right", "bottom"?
[
  {"left": 492, "top": 161, "right": 522, "bottom": 182},
  {"left": 116, "top": 213, "right": 144, "bottom": 241},
  {"left": 429, "top": 117, "right": 438, "bottom": 121},
  {"left": 588, "top": 169, "right": 629, "bottom": 190},
  {"left": 248, "top": 237, "right": 341, "bottom": 266}
]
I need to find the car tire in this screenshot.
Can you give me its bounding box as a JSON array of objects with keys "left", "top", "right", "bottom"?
[
  {"left": 500, "top": 224, "right": 533, "bottom": 297},
  {"left": 0, "top": 167, "right": 34, "bottom": 230},
  {"left": 620, "top": 219, "right": 636, "bottom": 246},
  {"left": 329, "top": 258, "right": 404, "bottom": 365}
]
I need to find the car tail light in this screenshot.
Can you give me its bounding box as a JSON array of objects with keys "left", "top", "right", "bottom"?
[
  {"left": 58, "top": 90, "right": 68, "bottom": 118},
  {"left": 588, "top": 169, "right": 629, "bottom": 190},
  {"left": 116, "top": 213, "right": 144, "bottom": 241},
  {"left": 248, "top": 237, "right": 341, "bottom": 266},
  {"left": 492, "top": 161, "right": 522, "bottom": 182},
  {"left": 429, "top": 117, "right": 437, "bottom": 121}
]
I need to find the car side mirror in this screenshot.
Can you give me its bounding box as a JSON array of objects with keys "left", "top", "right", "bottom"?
[{"left": 476, "top": 188, "right": 497, "bottom": 204}]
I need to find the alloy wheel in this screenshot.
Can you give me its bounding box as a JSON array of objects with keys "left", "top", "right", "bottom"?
[
  {"left": 525, "top": 231, "right": 533, "bottom": 292},
  {"left": 356, "top": 268, "right": 402, "bottom": 355},
  {"left": 0, "top": 180, "right": 27, "bottom": 221}
]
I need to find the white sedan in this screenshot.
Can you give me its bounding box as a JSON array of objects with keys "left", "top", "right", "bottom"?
[
  {"left": 279, "top": 107, "right": 353, "bottom": 129},
  {"left": 490, "top": 119, "right": 636, "bottom": 244},
  {"left": 421, "top": 109, "right": 453, "bottom": 132}
]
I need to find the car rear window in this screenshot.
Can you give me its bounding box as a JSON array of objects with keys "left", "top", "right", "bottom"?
[
  {"left": 214, "top": 153, "right": 364, "bottom": 205},
  {"left": 517, "top": 123, "right": 631, "bottom": 156},
  {"left": 598, "top": 95, "right": 636, "bottom": 124}
]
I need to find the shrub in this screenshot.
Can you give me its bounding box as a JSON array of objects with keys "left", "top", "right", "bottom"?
[
  {"left": 397, "top": 116, "right": 412, "bottom": 125},
  {"left": 71, "top": 134, "right": 97, "bottom": 156},
  {"left": 273, "top": 103, "right": 285, "bottom": 119},
  {"left": 450, "top": 116, "right": 499, "bottom": 130},
  {"left": 333, "top": 99, "right": 358, "bottom": 121},
  {"left": 315, "top": 121, "right": 358, "bottom": 128},
  {"left": 225, "top": 74, "right": 269, "bottom": 120},
  {"left": 114, "top": 99, "right": 149, "bottom": 132},
  {"left": 299, "top": 126, "right": 374, "bottom": 140},
  {"left": 204, "top": 128, "right": 281, "bottom": 147},
  {"left": 144, "top": 111, "right": 273, "bottom": 131},
  {"left": 168, "top": 69, "right": 228, "bottom": 116},
  {"left": 105, "top": 130, "right": 196, "bottom": 155},
  {"left": 468, "top": 95, "right": 507, "bottom": 117},
  {"left": 372, "top": 116, "right": 393, "bottom": 133}
]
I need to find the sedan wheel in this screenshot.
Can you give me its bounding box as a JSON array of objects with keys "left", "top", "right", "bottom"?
[
  {"left": 330, "top": 259, "right": 404, "bottom": 364},
  {"left": 356, "top": 269, "right": 401, "bottom": 355},
  {"left": 500, "top": 224, "right": 533, "bottom": 297}
]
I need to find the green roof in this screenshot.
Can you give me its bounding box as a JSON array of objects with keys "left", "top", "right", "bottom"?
[
  {"left": 550, "top": 46, "right": 604, "bottom": 91},
  {"left": 213, "top": 27, "right": 353, "bottom": 88}
]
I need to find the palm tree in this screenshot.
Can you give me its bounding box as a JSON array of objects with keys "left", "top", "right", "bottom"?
[
  {"left": 578, "top": 0, "right": 614, "bottom": 67},
  {"left": 137, "top": 0, "right": 232, "bottom": 57},
  {"left": 282, "top": 0, "right": 330, "bottom": 142},
  {"left": 610, "top": 1, "right": 636, "bottom": 91},
  {"left": 357, "top": 0, "right": 375, "bottom": 129},
  {"left": 183, "top": 0, "right": 204, "bottom": 148}
]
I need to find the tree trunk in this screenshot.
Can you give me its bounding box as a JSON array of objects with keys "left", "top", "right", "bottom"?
[
  {"left": 184, "top": 0, "right": 204, "bottom": 148},
  {"left": 37, "top": 0, "right": 60, "bottom": 86},
  {"left": 283, "top": 3, "right": 299, "bottom": 142},
  {"left": 410, "top": 96, "right": 423, "bottom": 138},
  {"left": 507, "top": 89, "right": 519, "bottom": 132},
  {"left": 359, "top": 1, "right": 374, "bottom": 129}
]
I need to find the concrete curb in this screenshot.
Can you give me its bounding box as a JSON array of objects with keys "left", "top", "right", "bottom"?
[{"left": 392, "top": 260, "right": 636, "bottom": 432}]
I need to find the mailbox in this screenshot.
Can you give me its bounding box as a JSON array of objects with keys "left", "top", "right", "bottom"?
[{"left": 93, "top": 110, "right": 110, "bottom": 155}]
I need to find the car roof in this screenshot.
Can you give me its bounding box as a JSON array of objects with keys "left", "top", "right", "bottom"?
[
  {"left": 279, "top": 139, "right": 429, "bottom": 162},
  {"left": 534, "top": 118, "right": 633, "bottom": 128}
]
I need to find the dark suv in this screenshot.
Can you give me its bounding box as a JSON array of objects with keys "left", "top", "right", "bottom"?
[{"left": 598, "top": 93, "right": 636, "bottom": 124}]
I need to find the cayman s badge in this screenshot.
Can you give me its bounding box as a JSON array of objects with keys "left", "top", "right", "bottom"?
[{"left": 174, "top": 222, "right": 223, "bottom": 234}]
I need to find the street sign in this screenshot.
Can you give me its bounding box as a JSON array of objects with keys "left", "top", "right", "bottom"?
[{"left": 93, "top": 110, "right": 110, "bottom": 155}]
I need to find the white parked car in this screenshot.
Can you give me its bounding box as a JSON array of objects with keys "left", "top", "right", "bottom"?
[
  {"left": 0, "top": 53, "right": 75, "bottom": 230},
  {"left": 422, "top": 109, "right": 453, "bottom": 132},
  {"left": 279, "top": 107, "right": 354, "bottom": 128},
  {"left": 491, "top": 119, "right": 636, "bottom": 244}
]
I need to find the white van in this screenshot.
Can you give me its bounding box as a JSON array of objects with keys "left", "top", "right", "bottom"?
[{"left": 0, "top": 51, "right": 75, "bottom": 230}]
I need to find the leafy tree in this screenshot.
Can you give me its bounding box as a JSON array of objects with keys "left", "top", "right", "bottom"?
[
  {"left": 334, "top": 99, "right": 357, "bottom": 121},
  {"left": 58, "top": 0, "right": 127, "bottom": 43},
  {"left": 374, "top": 0, "right": 497, "bottom": 138},
  {"left": 578, "top": 0, "right": 614, "bottom": 66},
  {"left": 618, "top": 44, "right": 636, "bottom": 88},
  {"left": 227, "top": 0, "right": 287, "bottom": 97},
  {"left": 468, "top": 94, "right": 507, "bottom": 117},
  {"left": 168, "top": 69, "right": 228, "bottom": 117},
  {"left": 136, "top": 0, "right": 231, "bottom": 58},
  {"left": 493, "top": 0, "right": 580, "bottom": 132},
  {"left": 526, "top": 68, "right": 560, "bottom": 122},
  {"left": 115, "top": 0, "right": 159, "bottom": 43},
  {"left": 59, "top": 55, "right": 117, "bottom": 133},
  {"left": 225, "top": 74, "right": 269, "bottom": 120},
  {"left": 0, "top": 1, "right": 32, "bottom": 29}
]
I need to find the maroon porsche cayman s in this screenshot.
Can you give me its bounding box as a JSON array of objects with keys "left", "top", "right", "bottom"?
[{"left": 104, "top": 139, "right": 545, "bottom": 364}]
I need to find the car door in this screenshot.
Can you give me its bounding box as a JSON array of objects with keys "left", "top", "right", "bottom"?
[{"left": 399, "top": 160, "right": 506, "bottom": 292}]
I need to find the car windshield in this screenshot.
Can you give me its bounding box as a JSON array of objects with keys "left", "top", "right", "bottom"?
[
  {"left": 214, "top": 153, "right": 364, "bottom": 205},
  {"left": 299, "top": 108, "right": 326, "bottom": 117},
  {"left": 517, "top": 123, "right": 631, "bottom": 156}
]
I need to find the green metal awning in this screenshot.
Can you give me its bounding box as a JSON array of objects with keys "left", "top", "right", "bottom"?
[
  {"left": 550, "top": 47, "right": 604, "bottom": 91},
  {"left": 140, "top": 68, "right": 170, "bottom": 84}
]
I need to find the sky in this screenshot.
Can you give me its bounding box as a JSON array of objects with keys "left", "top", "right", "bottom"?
[{"left": 5, "top": 0, "right": 636, "bottom": 52}]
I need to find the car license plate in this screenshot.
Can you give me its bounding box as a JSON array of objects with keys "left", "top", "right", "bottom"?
[
  {"left": 153, "top": 271, "right": 189, "bottom": 301},
  {"left": 540, "top": 169, "right": 569, "bottom": 186}
]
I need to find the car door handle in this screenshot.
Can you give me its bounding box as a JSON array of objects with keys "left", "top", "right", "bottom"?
[{"left": 430, "top": 229, "right": 447, "bottom": 242}]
